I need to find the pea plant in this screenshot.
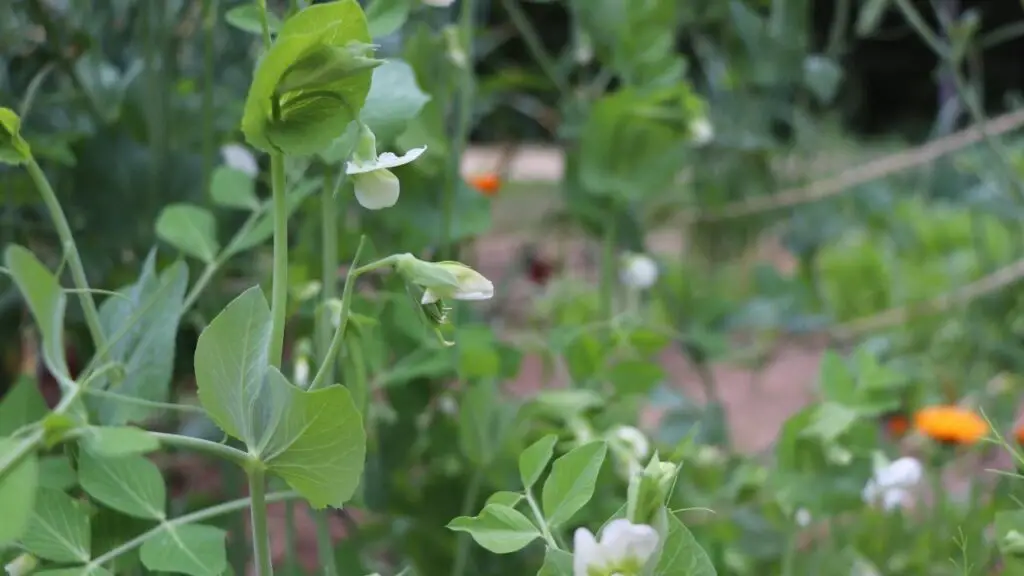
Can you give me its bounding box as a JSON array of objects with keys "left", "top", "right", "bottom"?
[{"left": 0, "top": 1, "right": 715, "bottom": 575}]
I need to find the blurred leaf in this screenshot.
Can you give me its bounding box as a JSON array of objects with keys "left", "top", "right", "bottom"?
[
  {"left": 447, "top": 504, "right": 540, "bottom": 554},
  {"left": 537, "top": 547, "right": 574, "bottom": 575},
  {"left": 139, "top": 523, "right": 227, "bottom": 576},
  {"left": 802, "top": 55, "right": 842, "bottom": 104},
  {"left": 542, "top": 441, "right": 607, "bottom": 527},
  {"left": 458, "top": 380, "right": 515, "bottom": 466},
  {"left": 519, "top": 434, "right": 558, "bottom": 491},
  {"left": 0, "top": 106, "right": 31, "bottom": 164},
  {"left": 0, "top": 438, "right": 38, "bottom": 547},
  {"left": 456, "top": 326, "right": 501, "bottom": 380},
  {"left": 225, "top": 4, "right": 282, "bottom": 35},
  {"left": 80, "top": 426, "right": 159, "bottom": 457},
  {"left": 856, "top": 0, "right": 891, "bottom": 37},
  {"left": 361, "top": 59, "right": 430, "bottom": 142},
  {"left": 607, "top": 359, "right": 664, "bottom": 396},
  {"left": 79, "top": 451, "right": 165, "bottom": 520},
  {"left": 210, "top": 167, "right": 259, "bottom": 211},
  {"left": 0, "top": 376, "right": 48, "bottom": 436},
  {"left": 155, "top": 204, "right": 220, "bottom": 264},
  {"left": 20, "top": 488, "right": 90, "bottom": 563},
  {"left": 91, "top": 251, "right": 188, "bottom": 424},
  {"left": 365, "top": 0, "right": 413, "bottom": 38}
]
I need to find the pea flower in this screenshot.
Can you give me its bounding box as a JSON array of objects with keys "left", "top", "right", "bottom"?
[
  {"left": 573, "top": 519, "right": 660, "bottom": 576},
  {"left": 689, "top": 117, "right": 714, "bottom": 146},
  {"left": 396, "top": 255, "right": 494, "bottom": 304},
  {"left": 346, "top": 125, "right": 426, "bottom": 210},
  {"left": 619, "top": 253, "right": 658, "bottom": 290},
  {"left": 220, "top": 143, "right": 258, "bottom": 177},
  {"left": 612, "top": 425, "right": 651, "bottom": 461},
  {"left": 861, "top": 456, "right": 922, "bottom": 511},
  {"left": 795, "top": 508, "right": 812, "bottom": 527}
]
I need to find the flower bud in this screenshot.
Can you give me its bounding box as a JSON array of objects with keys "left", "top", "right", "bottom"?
[{"left": 626, "top": 453, "right": 679, "bottom": 525}]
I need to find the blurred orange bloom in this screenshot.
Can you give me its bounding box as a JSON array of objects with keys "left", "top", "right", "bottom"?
[
  {"left": 914, "top": 405, "right": 988, "bottom": 445},
  {"left": 1014, "top": 423, "right": 1024, "bottom": 446},
  {"left": 468, "top": 173, "right": 501, "bottom": 196},
  {"left": 883, "top": 413, "right": 909, "bottom": 438}
]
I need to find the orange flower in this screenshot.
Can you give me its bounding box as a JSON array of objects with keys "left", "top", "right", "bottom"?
[
  {"left": 468, "top": 173, "right": 501, "bottom": 196},
  {"left": 1015, "top": 423, "right": 1024, "bottom": 446},
  {"left": 913, "top": 405, "right": 989, "bottom": 445}
]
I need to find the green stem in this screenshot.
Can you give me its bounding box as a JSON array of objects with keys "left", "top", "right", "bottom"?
[
  {"left": 308, "top": 236, "right": 367, "bottom": 392},
  {"left": 268, "top": 152, "right": 288, "bottom": 369},
  {"left": 24, "top": 157, "right": 106, "bottom": 353},
  {"left": 451, "top": 469, "right": 484, "bottom": 576},
  {"left": 87, "top": 491, "right": 300, "bottom": 569},
  {"left": 257, "top": 0, "right": 273, "bottom": 47},
  {"left": 248, "top": 466, "right": 274, "bottom": 576},
  {"left": 525, "top": 490, "right": 558, "bottom": 549},
  {"left": 84, "top": 388, "right": 207, "bottom": 415},
  {"left": 311, "top": 165, "right": 342, "bottom": 576},
  {"left": 183, "top": 209, "right": 264, "bottom": 313},
  {"left": 201, "top": 0, "right": 218, "bottom": 188},
  {"left": 284, "top": 500, "right": 298, "bottom": 575},
  {"left": 0, "top": 379, "right": 85, "bottom": 481},
  {"left": 442, "top": 0, "right": 477, "bottom": 258},
  {"left": 599, "top": 217, "right": 617, "bottom": 323},
  {"left": 149, "top": 431, "right": 251, "bottom": 468}
]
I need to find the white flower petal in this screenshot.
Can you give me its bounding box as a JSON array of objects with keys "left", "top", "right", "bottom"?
[
  {"left": 346, "top": 146, "right": 427, "bottom": 175},
  {"left": 573, "top": 527, "right": 602, "bottom": 576},
  {"left": 421, "top": 288, "right": 441, "bottom": 304},
  {"left": 613, "top": 426, "right": 650, "bottom": 460},
  {"left": 795, "top": 508, "right": 812, "bottom": 527},
  {"left": 599, "top": 519, "right": 660, "bottom": 567},
  {"left": 422, "top": 0, "right": 454, "bottom": 5},
  {"left": 220, "top": 143, "right": 258, "bottom": 177},
  {"left": 690, "top": 117, "right": 714, "bottom": 146},
  {"left": 353, "top": 169, "right": 400, "bottom": 210},
  {"left": 620, "top": 253, "right": 659, "bottom": 290}
]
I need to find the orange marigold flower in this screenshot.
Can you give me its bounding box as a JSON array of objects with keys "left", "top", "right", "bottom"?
[
  {"left": 468, "top": 173, "right": 501, "bottom": 196},
  {"left": 913, "top": 405, "right": 988, "bottom": 445}
]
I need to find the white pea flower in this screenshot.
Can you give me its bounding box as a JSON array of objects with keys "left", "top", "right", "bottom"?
[
  {"left": 620, "top": 253, "right": 659, "bottom": 290},
  {"left": 420, "top": 263, "right": 493, "bottom": 304},
  {"left": 573, "top": 519, "right": 660, "bottom": 576},
  {"left": 861, "top": 456, "right": 922, "bottom": 511},
  {"left": 346, "top": 124, "right": 426, "bottom": 210},
  {"left": 795, "top": 508, "right": 812, "bottom": 527},
  {"left": 220, "top": 143, "right": 259, "bottom": 177},
  {"left": 689, "top": 117, "right": 714, "bottom": 146},
  {"left": 612, "top": 425, "right": 651, "bottom": 461}
]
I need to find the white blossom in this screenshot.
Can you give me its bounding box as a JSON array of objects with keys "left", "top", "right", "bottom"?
[
  {"left": 346, "top": 147, "right": 427, "bottom": 210},
  {"left": 573, "top": 519, "right": 660, "bottom": 576},
  {"left": 620, "top": 253, "right": 659, "bottom": 290},
  {"left": 612, "top": 426, "right": 651, "bottom": 461},
  {"left": 795, "top": 508, "right": 812, "bottom": 527},
  {"left": 419, "top": 263, "right": 493, "bottom": 304},
  {"left": 689, "top": 117, "right": 714, "bottom": 146},
  {"left": 220, "top": 143, "right": 259, "bottom": 177},
  {"left": 861, "top": 456, "right": 922, "bottom": 511}
]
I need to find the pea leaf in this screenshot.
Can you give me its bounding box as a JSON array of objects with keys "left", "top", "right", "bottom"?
[
  {"left": 210, "top": 166, "right": 259, "bottom": 211},
  {"left": 0, "top": 438, "right": 38, "bottom": 546},
  {"left": 80, "top": 426, "right": 159, "bottom": 457},
  {"left": 38, "top": 455, "right": 77, "bottom": 491},
  {"left": 541, "top": 441, "right": 607, "bottom": 527},
  {"left": 155, "top": 204, "right": 220, "bottom": 263},
  {"left": 486, "top": 491, "right": 524, "bottom": 508},
  {"left": 194, "top": 287, "right": 366, "bottom": 508},
  {"left": 519, "top": 434, "right": 558, "bottom": 491},
  {"left": 447, "top": 503, "right": 541, "bottom": 554},
  {"left": 140, "top": 523, "right": 227, "bottom": 576},
  {"left": 34, "top": 568, "right": 113, "bottom": 576},
  {"left": 360, "top": 59, "right": 430, "bottom": 142},
  {"left": 241, "top": 0, "right": 376, "bottom": 155},
  {"left": 20, "top": 488, "right": 91, "bottom": 563},
  {"left": 655, "top": 512, "right": 717, "bottom": 575},
  {"left": 0, "top": 376, "right": 49, "bottom": 436},
  {"left": 0, "top": 107, "right": 31, "bottom": 164},
  {"left": 79, "top": 451, "right": 166, "bottom": 520},
  {"left": 537, "top": 547, "right": 574, "bottom": 576},
  {"left": 91, "top": 250, "right": 188, "bottom": 424}
]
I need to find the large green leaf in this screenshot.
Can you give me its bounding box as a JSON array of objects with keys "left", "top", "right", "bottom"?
[
  {"left": 0, "top": 107, "right": 32, "bottom": 164},
  {"left": 19, "top": 488, "right": 91, "bottom": 564},
  {"left": 360, "top": 59, "right": 430, "bottom": 142},
  {"left": 210, "top": 166, "right": 259, "bottom": 211},
  {"left": 0, "top": 438, "right": 38, "bottom": 546},
  {"left": 0, "top": 376, "right": 49, "bottom": 437},
  {"left": 91, "top": 251, "right": 188, "bottom": 424},
  {"left": 655, "top": 512, "right": 716, "bottom": 575},
  {"left": 139, "top": 523, "right": 227, "bottom": 576},
  {"left": 79, "top": 450, "right": 166, "bottom": 520},
  {"left": 541, "top": 441, "right": 607, "bottom": 527},
  {"left": 241, "top": 0, "right": 376, "bottom": 155},
  {"left": 447, "top": 503, "right": 541, "bottom": 554},
  {"left": 194, "top": 287, "right": 366, "bottom": 508},
  {"left": 155, "top": 205, "right": 220, "bottom": 264},
  {"left": 4, "top": 246, "right": 75, "bottom": 392}
]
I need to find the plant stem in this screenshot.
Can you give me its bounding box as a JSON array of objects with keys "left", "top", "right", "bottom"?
[
  {"left": 182, "top": 209, "right": 264, "bottom": 313},
  {"left": 451, "top": 469, "right": 484, "bottom": 576},
  {"left": 149, "top": 431, "right": 251, "bottom": 467},
  {"left": 525, "top": 490, "right": 558, "bottom": 549},
  {"left": 24, "top": 157, "right": 106, "bottom": 352},
  {"left": 248, "top": 466, "right": 274, "bottom": 576},
  {"left": 268, "top": 152, "right": 288, "bottom": 369},
  {"left": 201, "top": 0, "right": 218, "bottom": 189},
  {"left": 310, "top": 165, "right": 343, "bottom": 576},
  {"left": 308, "top": 236, "right": 367, "bottom": 392},
  {"left": 257, "top": 0, "right": 273, "bottom": 47},
  {"left": 442, "top": 0, "right": 477, "bottom": 258},
  {"left": 0, "top": 378, "right": 85, "bottom": 481},
  {"left": 87, "top": 491, "right": 300, "bottom": 569}
]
